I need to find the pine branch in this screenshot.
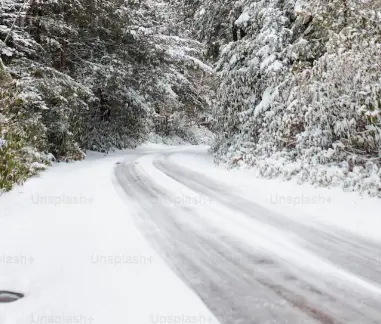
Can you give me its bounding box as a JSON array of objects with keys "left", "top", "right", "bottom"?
[{"left": 4, "top": 0, "right": 31, "bottom": 45}]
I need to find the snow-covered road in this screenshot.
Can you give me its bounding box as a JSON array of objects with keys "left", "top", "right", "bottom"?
[
  {"left": 116, "top": 146, "right": 381, "bottom": 324},
  {"left": 1, "top": 145, "right": 381, "bottom": 324}
]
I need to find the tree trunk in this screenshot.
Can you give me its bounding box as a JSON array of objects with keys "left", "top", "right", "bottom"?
[{"left": 0, "top": 58, "right": 12, "bottom": 87}]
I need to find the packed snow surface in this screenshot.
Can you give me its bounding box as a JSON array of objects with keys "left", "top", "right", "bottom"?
[{"left": 1, "top": 144, "right": 381, "bottom": 323}]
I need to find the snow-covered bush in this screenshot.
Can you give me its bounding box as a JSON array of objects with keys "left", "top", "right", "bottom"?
[
  {"left": 0, "top": 76, "right": 53, "bottom": 191},
  {"left": 192, "top": 0, "right": 381, "bottom": 196}
]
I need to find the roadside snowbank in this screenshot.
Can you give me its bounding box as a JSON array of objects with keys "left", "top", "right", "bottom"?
[
  {"left": 169, "top": 146, "right": 381, "bottom": 243},
  {"left": 147, "top": 125, "right": 214, "bottom": 146}
]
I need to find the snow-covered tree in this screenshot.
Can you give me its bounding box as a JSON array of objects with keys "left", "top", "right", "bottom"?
[
  {"left": 0, "top": 0, "right": 212, "bottom": 190},
  {"left": 192, "top": 0, "right": 381, "bottom": 196}
]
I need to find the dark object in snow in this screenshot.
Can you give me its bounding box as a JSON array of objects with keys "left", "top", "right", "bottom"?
[
  {"left": 232, "top": 24, "right": 238, "bottom": 41},
  {"left": 0, "top": 291, "right": 24, "bottom": 303},
  {"left": 116, "top": 162, "right": 121, "bottom": 165}
]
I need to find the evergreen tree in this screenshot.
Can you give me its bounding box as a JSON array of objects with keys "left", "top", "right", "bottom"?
[
  {"left": 192, "top": 0, "right": 381, "bottom": 195},
  {"left": 0, "top": 0, "right": 212, "bottom": 190}
]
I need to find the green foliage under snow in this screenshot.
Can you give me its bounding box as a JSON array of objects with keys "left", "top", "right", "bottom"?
[
  {"left": 189, "top": 0, "right": 381, "bottom": 196},
  {"left": 0, "top": 0, "right": 212, "bottom": 191},
  {"left": 3, "top": 0, "right": 381, "bottom": 197}
]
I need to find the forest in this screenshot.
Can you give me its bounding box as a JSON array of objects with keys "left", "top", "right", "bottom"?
[{"left": 1, "top": 0, "right": 381, "bottom": 196}]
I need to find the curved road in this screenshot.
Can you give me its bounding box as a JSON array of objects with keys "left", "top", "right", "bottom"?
[{"left": 115, "top": 147, "right": 381, "bottom": 324}]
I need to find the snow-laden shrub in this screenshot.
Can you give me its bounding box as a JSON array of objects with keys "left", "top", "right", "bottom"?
[
  {"left": 0, "top": 80, "right": 53, "bottom": 192},
  {"left": 0, "top": 124, "right": 29, "bottom": 192},
  {"left": 196, "top": 0, "right": 381, "bottom": 196}
]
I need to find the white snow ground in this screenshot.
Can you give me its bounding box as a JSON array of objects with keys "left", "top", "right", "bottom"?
[
  {"left": 1, "top": 144, "right": 381, "bottom": 324},
  {"left": 0, "top": 146, "right": 220, "bottom": 324},
  {"left": 169, "top": 147, "right": 381, "bottom": 242}
]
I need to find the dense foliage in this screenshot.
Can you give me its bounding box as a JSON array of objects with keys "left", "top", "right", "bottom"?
[
  {"left": 190, "top": 0, "right": 381, "bottom": 196},
  {"left": 0, "top": 0, "right": 211, "bottom": 190},
  {"left": 2, "top": 0, "right": 381, "bottom": 196}
]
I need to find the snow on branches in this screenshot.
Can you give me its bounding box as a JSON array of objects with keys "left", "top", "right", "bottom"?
[{"left": 194, "top": 0, "right": 381, "bottom": 196}]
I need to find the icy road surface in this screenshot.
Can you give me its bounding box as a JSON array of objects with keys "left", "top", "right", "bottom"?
[{"left": 115, "top": 146, "right": 381, "bottom": 324}]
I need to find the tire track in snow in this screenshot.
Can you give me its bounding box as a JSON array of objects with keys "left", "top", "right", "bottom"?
[{"left": 114, "top": 150, "right": 381, "bottom": 324}]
